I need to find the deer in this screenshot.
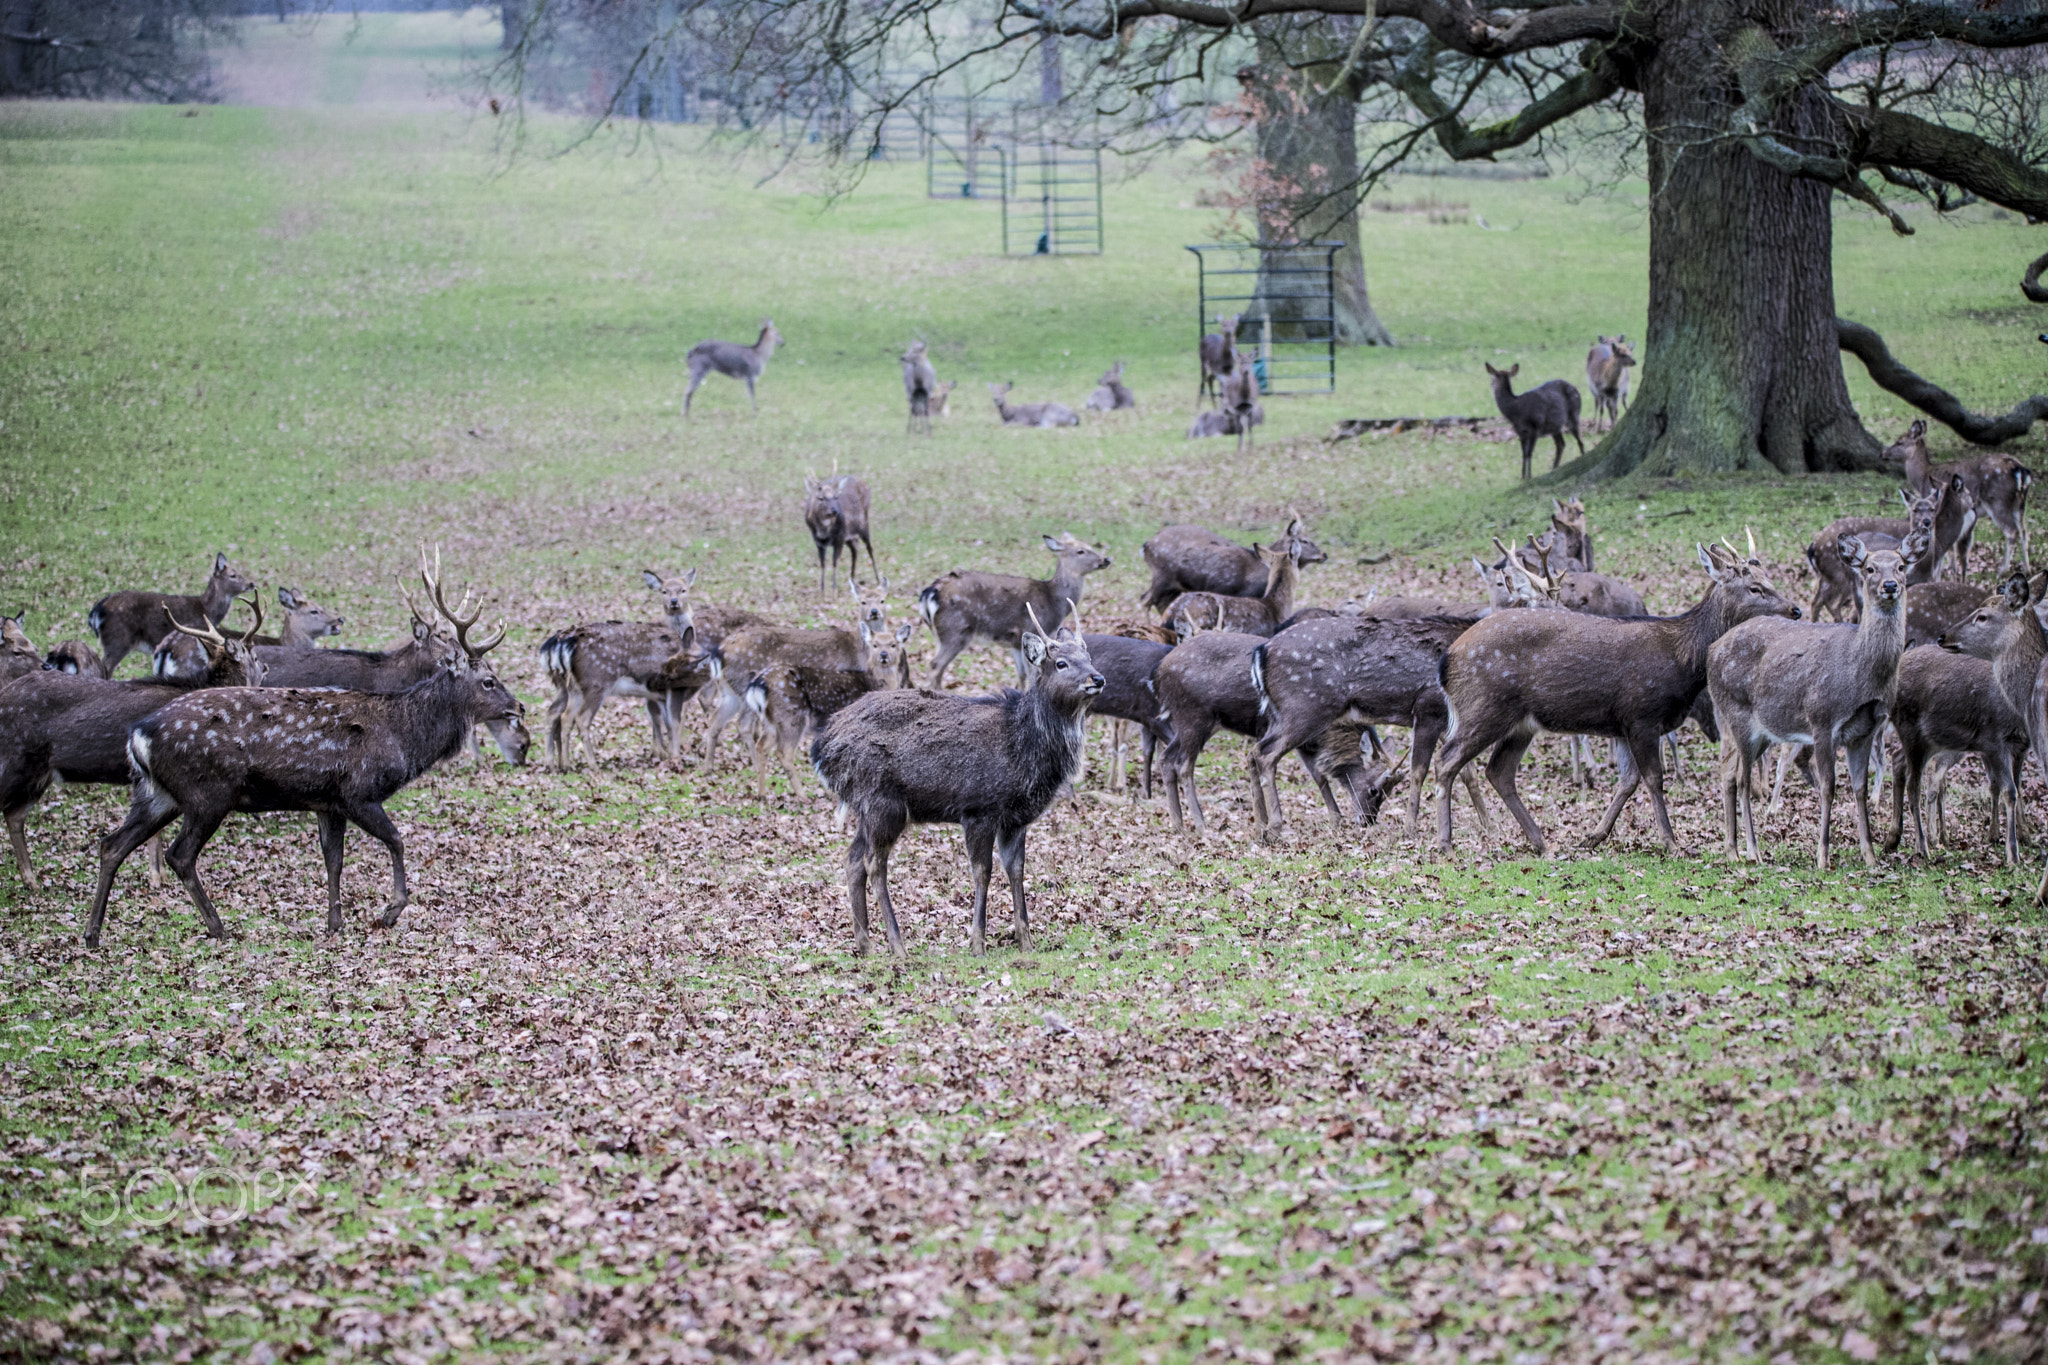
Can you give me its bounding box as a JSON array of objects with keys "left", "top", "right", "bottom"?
[
  {"left": 1152, "top": 629, "right": 1407, "bottom": 840},
  {"left": 1435, "top": 543, "right": 1800, "bottom": 855},
  {"left": 1880, "top": 576, "right": 2038, "bottom": 863},
  {"left": 1485, "top": 363, "right": 1584, "bottom": 479},
  {"left": 87, "top": 552, "right": 255, "bottom": 671},
  {"left": 1709, "top": 530, "right": 1928, "bottom": 869},
  {"left": 1545, "top": 497, "right": 1594, "bottom": 571},
  {"left": 1218, "top": 351, "right": 1264, "bottom": 453},
  {"left": 1903, "top": 578, "right": 1994, "bottom": 649},
  {"left": 1196, "top": 313, "right": 1241, "bottom": 410},
  {"left": 0, "top": 613, "right": 37, "bottom": 683},
  {"left": 1585, "top": 336, "right": 1635, "bottom": 429},
  {"left": 1513, "top": 534, "right": 1645, "bottom": 617},
  {"left": 82, "top": 550, "right": 530, "bottom": 949},
  {"left": 1141, "top": 520, "right": 1326, "bottom": 613},
  {"left": 1806, "top": 475, "right": 1971, "bottom": 620},
  {"left": 233, "top": 591, "right": 456, "bottom": 692},
  {"left": 2, "top": 602, "right": 266, "bottom": 893},
  {"left": 989, "top": 382, "right": 1079, "bottom": 428},
  {"left": 539, "top": 569, "right": 700, "bottom": 769},
  {"left": 903, "top": 341, "right": 942, "bottom": 435},
  {"left": 1902, "top": 425, "right": 2034, "bottom": 574},
  {"left": 1080, "top": 632, "right": 1173, "bottom": 798},
  {"left": 1250, "top": 611, "right": 1501, "bottom": 840},
  {"left": 683, "top": 319, "right": 781, "bottom": 415},
  {"left": 699, "top": 582, "right": 890, "bottom": 759},
  {"left": 1084, "top": 361, "right": 1136, "bottom": 412},
  {"left": 918, "top": 533, "right": 1111, "bottom": 688},
  {"left": 740, "top": 621, "right": 915, "bottom": 797},
  {"left": 1165, "top": 523, "right": 1312, "bottom": 640},
  {"left": 803, "top": 473, "right": 878, "bottom": 592},
  {"left": 151, "top": 585, "right": 345, "bottom": 679},
  {"left": 41, "top": 641, "right": 109, "bottom": 677},
  {"left": 811, "top": 609, "right": 1104, "bottom": 959}
]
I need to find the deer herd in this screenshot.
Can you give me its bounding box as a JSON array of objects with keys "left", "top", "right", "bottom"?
[{"left": 1, "top": 320, "right": 2038, "bottom": 960}]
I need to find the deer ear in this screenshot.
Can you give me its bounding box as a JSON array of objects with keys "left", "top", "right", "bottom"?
[
  {"left": 1022, "top": 632, "right": 1048, "bottom": 667},
  {"left": 214, "top": 552, "right": 228, "bottom": 573},
  {"left": 896, "top": 621, "right": 915, "bottom": 643},
  {"left": 642, "top": 570, "right": 663, "bottom": 591},
  {"left": 1838, "top": 534, "right": 1866, "bottom": 567},
  {"left": 1042, "top": 534, "right": 1063, "bottom": 552},
  {"left": 1508, "top": 364, "right": 1520, "bottom": 378},
  {"left": 1697, "top": 544, "right": 1722, "bottom": 577},
  {"left": 860, "top": 621, "right": 873, "bottom": 647}
]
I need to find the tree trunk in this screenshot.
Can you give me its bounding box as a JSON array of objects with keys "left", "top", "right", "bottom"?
[
  {"left": 1575, "top": 64, "right": 1883, "bottom": 477},
  {"left": 1239, "top": 39, "right": 1395, "bottom": 347}
]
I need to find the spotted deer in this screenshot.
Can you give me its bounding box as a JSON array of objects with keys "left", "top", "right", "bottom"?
[
  {"left": 918, "top": 534, "right": 1111, "bottom": 688},
  {"left": 539, "top": 569, "right": 699, "bottom": 769},
  {"left": 87, "top": 552, "right": 255, "bottom": 671}
]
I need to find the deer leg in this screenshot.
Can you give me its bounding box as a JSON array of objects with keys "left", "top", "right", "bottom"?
[
  {"left": 1298, "top": 747, "right": 1345, "bottom": 830},
  {"left": 1183, "top": 763, "right": 1209, "bottom": 838},
  {"left": 1550, "top": 432, "right": 1566, "bottom": 470},
  {"left": 1162, "top": 749, "right": 1188, "bottom": 832},
  {"left": 846, "top": 827, "right": 873, "bottom": 956},
  {"left": 163, "top": 804, "right": 232, "bottom": 941},
  {"left": 1459, "top": 770, "right": 1495, "bottom": 835},
  {"left": 5, "top": 806, "right": 35, "bottom": 891},
  {"left": 1141, "top": 725, "right": 1160, "bottom": 802},
  {"left": 1888, "top": 742, "right": 1915, "bottom": 857},
  {"left": 83, "top": 785, "right": 182, "bottom": 948},
  {"left": 1434, "top": 734, "right": 1480, "bottom": 851},
  {"left": 1813, "top": 742, "right": 1838, "bottom": 871},
  {"left": 926, "top": 635, "right": 969, "bottom": 690},
  {"left": 1484, "top": 731, "right": 1546, "bottom": 854},
  {"left": 344, "top": 803, "right": 411, "bottom": 929},
  {"left": 964, "top": 818, "right": 997, "bottom": 955},
  {"left": 2001, "top": 753, "right": 2022, "bottom": 867},
  {"left": 1720, "top": 739, "right": 1742, "bottom": 855},
  {"left": 1845, "top": 740, "right": 1879, "bottom": 868},
  {"left": 1636, "top": 737, "right": 1679, "bottom": 853},
  {"left": 869, "top": 828, "right": 906, "bottom": 961},
  {"left": 996, "top": 825, "right": 1032, "bottom": 953},
  {"left": 700, "top": 683, "right": 747, "bottom": 760},
  {"left": 1107, "top": 719, "right": 1126, "bottom": 794},
  {"left": 1583, "top": 744, "right": 1644, "bottom": 850},
  {"left": 816, "top": 541, "right": 829, "bottom": 594},
  {"left": 317, "top": 810, "right": 348, "bottom": 934},
  {"left": 746, "top": 375, "right": 758, "bottom": 412},
  {"left": 1404, "top": 717, "right": 1444, "bottom": 838}
]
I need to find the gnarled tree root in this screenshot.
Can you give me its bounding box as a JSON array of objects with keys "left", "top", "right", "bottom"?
[{"left": 1837, "top": 317, "right": 2048, "bottom": 446}]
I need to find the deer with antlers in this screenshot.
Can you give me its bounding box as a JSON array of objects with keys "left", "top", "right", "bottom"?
[{"left": 83, "top": 550, "right": 530, "bottom": 948}]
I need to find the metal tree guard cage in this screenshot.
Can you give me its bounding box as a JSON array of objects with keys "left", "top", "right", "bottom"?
[
  {"left": 1185, "top": 242, "right": 1340, "bottom": 395},
  {"left": 1000, "top": 108, "right": 1104, "bottom": 256}
]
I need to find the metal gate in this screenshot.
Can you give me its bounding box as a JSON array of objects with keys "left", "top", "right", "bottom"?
[{"left": 1185, "top": 241, "right": 1339, "bottom": 395}]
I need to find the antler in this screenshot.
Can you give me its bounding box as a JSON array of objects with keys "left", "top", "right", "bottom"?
[
  {"left": 419, "top": 544, "right": 505, "bottom": 661},
  {"left": 234, "top": 591, "right": 263, "bottom": 646},
  {"left": 1025, "top": 602, "right": 1049, "bottom": 639},
  {"left": 167, "top": 612, "right": 225, "bottom": 647},
  {"left": 1746, "top": 525, "right": 1757, "bottom": 558}
]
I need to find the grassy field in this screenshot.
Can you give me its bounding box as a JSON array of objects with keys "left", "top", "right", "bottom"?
[{"left": 0, "top": 18, "right": 2046, "bottom": 1361}]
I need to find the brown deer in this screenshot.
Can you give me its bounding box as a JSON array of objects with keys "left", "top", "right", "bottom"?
[
  {"left": 1, "top": 602, "right": 266, "bottom": 892},
  {"left": 1585, "top": 336, "right": 1635, "bottom": 429},
  {"left": 539, "top": 569, "right": 699, "bottom": 769},
  {"left": 803, "top": 473, "right": 878, "bottom": 592},
  {"left": 41, "top": 641, "right": 109, "bottom": 677},
  {"left": 1710, "top": 531, "right": 1928, "bottom": 869},
  {"left": 238, "top": 591, "right": 457, "bottom": 692},
  {"left": 1436, "top": 544, "right": 1800, "bottom": 854},
  {"left": 1546, "top": 497, "right": 1594, "bottom": 570},
  {"left": 918, "top": 534, "right": 1111, "bottom": 687},
  {"left": 1486, "top": 363, "right": 1584, "bottom": 479},
  {"left": 1166, "top": 524, "right": 1312, "bottom": 640},
  {"left": 1806, "top": 476, "right": 1970, "bottom": 620},
  {"left": 1084, "top": 361, "right": 1136, "bottom": 412},
  {"left": 989, "top": 382, "right": 1080, "bottom": 428},
  {"left": 811, "top": 611, "right": 1103, "bottom": 958},
  {"left": 150, "top": 585, "right": 345, "bottom": 679},
  {"left": 1196, "top": 313, "right": 1241, "bottom": 410},
  {"left": 684, "top": 319, "right": 781, "bottom": 415},
  {"left": 0, "top": 612, "right": 36, "bottom": 683},
  {"left": 1902, "top": 424, "right": 2033, "bottom": 573},
  {"left": 1141, "top": 520, "right": 1326, "bottom": 613},
  {"left": 740, "top": 621, "right": 915, "bottom": 796},
  {"left": 88, "top": 552, "right": 255, "bottom": 671},
  {"left": 1080, "top": 632, "right": 1173, "bottom": 798},
  {"left": 1881, "top": 575, "right": 2038, "bottom": 863},
  {"left": 82, "top": 550, "right": 530, "bottom": 948},
  {"left": 700, "top": 584, "right": 890, "bottom": 759},
  {"left": 903, "top": 341, "right": 941, "bottom": 435}
]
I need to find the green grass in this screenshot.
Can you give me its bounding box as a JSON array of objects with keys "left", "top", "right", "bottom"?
[{"left": 1, "top": 24, "right": 2046, "bottom": 1361}]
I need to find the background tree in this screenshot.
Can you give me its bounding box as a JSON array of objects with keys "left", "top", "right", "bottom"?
[{"left": 1, "top": 0, "right": 226, "bottom": 101}]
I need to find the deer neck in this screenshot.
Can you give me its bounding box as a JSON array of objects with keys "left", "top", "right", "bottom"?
[
  {"left": 279, "top": 615, "right": 313, "bottom": 649},
  {"left": 394, "top": 668, "right": 478, "bottom": 775},
  {"left": 1263, "top": 556, "right": 1298, "bottom": 616},
  {"left": 1046, "top": 559, "right": 1089, "bottom": 620},
  {"left": 1993, "top": 609, "right": 2048, "bottom": 718},
  {"left": 1489, "top": 375, "right": 1515, "bottom": 413},
  {"left": 754, "top": 327, "right": 778, "bottom": 361},
  {"left": 199, "top": 576, "right": 236, "bottom": 622},
  {"left": 1019, "top": 676, "right": 1089, "bottom": 780},
  {"left": 1851, "top": 589, "right": 1909, "bottom": 689}
]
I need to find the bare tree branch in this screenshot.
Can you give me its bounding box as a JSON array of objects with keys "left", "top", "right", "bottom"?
[{"left": 1838, "top": 318, "right": 2048, "bottom": 444}]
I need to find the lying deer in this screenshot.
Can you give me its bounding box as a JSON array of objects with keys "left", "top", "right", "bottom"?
[
  {"left": 684, "top": 319, "right": 782, "bottom": 415},
  {"left": 84, "top": 550, "right": 530, "bottom": 947},
  {"left": 1084, "top": 361, "right": 1136, "bottom": 412},
  {"left": 1141, "top": 519, "right": 1326, "bottom": 613},
  {"left": 41, "top": 641, "right": 108, "bottom": 677},
  {"left": 803, "top": 473, "right": 878, "bottom": 592},
  {"left": 812, "top": 610, "right": 1103, "bottom": 958},
  {"left": 1806, "top": 476, "right": 1970, "bottom": 620},
  {"left": 1486, "top": 363, "right": 1584, "bottom": 479},
  {"left": 1166, "top": 522, "right": 1312, "bottom": 640},
  {"left": 88, "top": 551, "right": 255, "bottom": 671},
  {"left": 1710, "top": 530, "right": 1928, "bottom": 869},
  {"left": 152, "top": 585, "right": 345, "bottom": 679},
  {"left": 990, "top": 382, "right": 1079, "bottom": 428},
  {"left": 918, "top": 533, "right": 1110, "bottom": 687},
  {"left": 540, "top": 568, "right": 698, "bottom": 769},
  {"left": 1437, "top": 544, "right": 1799, "bottom": 855},
  {"left": 741, "top": 621, "right": 915, "bottom": 797},
  {"left": 1196, "top": 314, "right": 1241, "bottom": 410},
  {"left": 1585, "top": 336, "right": 1635, "bottom": 429},
  {"left": 2, "top": 602, "right": 265, "bottom": 892}
]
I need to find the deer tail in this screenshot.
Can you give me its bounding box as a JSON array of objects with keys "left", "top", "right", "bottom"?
[
  {"left": 742, "top": 673, "right": 770, "bottom": 718},
  {"left": 1250, "top": 644, "right": 1270, "bottom": 716},
  {"left": 917, "top": 584, "right": 941, "bottom": 626}
]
